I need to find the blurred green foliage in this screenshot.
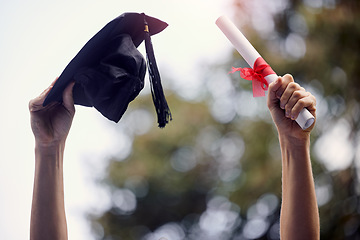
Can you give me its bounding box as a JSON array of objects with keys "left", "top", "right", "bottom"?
[{"left": 89, "top": 0, "right": 360, "bottom": 239}]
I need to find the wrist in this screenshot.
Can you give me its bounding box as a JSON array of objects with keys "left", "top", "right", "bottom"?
[
  {"left": 35, "top": 139, "right": 66, "bottom": 150},
  {"left": 278, "top": 133, "right": 310, "bottom": 155},
  {"left": 279, "top": 133, "right": 311, "bottom": 166},
  {"left": 278, "top": 128, "right": 311, "bottom": 146},
  {"left": 35, "top": 141, "right": 65, "bottom": 161}
]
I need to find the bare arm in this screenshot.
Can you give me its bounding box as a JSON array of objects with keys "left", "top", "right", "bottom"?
[
  {"left": 29, "top": 80, "right": 75, "bottom": 240},
  {"left": 267, "top": 74, "right": 319, "bottom": 240}
]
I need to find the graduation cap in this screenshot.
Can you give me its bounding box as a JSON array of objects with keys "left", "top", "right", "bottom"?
[{"left": 44, "top": 12, "right": 172, "bottom": 128}]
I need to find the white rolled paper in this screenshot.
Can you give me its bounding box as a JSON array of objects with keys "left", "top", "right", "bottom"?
[{"left": 216, "top": 15, "right": 315, "bottom": 130}]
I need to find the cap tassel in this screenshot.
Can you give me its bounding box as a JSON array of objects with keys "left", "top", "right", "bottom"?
[{"left": 143, "top": 15, "right": 172, "bottom": 128}]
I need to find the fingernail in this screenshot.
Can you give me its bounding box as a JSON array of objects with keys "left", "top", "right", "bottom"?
[{"left": 285, "top": 111, "right": 290, "bottom": 117}]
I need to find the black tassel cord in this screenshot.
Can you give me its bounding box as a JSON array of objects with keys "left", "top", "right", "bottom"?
[{"left": 143, "top": 16, "right": 172, "bottom": 128}]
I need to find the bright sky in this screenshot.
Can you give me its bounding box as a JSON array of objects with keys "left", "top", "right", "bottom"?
[{"left": 0, "top": 0, "right": 233, "bottom": 239}]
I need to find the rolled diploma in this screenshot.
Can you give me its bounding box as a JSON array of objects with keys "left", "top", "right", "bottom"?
[{"left": 215, "top": 15, "right": 314, "bottom": 130}]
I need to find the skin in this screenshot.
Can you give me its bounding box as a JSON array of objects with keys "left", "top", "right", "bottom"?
[
  {"left": 267, "top": 74, "right": 319, "bottom": 240},
  {"left": 29, "top": 74, "right": 319, "bottom": 240},
  {"left": 29, "top": 79, "right": 75, "bottom": 240}
]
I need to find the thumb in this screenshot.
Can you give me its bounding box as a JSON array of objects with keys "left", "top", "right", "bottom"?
[
  {"left": 267, "top": 76, "right": 282, "bottom": 109},
  {"left": 62, "top": 81, "right": 75, "bottom": 114}
]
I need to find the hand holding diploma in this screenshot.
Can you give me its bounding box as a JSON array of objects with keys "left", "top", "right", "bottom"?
[
  {"left": 216, "top": 16, "right": 320, "bottom": 239},
  {"left": 268, "top": 74, "right": 316, "bottom": 139},
  {"left": 216, "top": 15, "right": 315, "bottom": 130}
]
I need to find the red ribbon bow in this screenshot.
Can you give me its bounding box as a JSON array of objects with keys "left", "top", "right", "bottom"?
[{"left": 230, "top": 57, "right": 276, "bottom": 97}]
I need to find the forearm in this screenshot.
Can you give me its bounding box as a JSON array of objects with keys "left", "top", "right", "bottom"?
[
  {"left": 279, "top": 135, "right": 319, "bottom": 240},
  {"left": 30, "top": 143, "right": 68, "bottom": 240}
]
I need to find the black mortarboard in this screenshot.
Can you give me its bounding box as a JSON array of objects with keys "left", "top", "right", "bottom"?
[{"left": 44, "top": 12, "right": 172, "bottom": 128}]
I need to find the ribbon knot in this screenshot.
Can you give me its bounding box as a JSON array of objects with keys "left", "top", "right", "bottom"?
[{"left": 230, "top": 57, "right": 275, "bottom": 97}]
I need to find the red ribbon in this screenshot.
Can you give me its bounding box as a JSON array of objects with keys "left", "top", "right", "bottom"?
[{"left": 229, "top": 57, "right": 276, "bottom": 97}]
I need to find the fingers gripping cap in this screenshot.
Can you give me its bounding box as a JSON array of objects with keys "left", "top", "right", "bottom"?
[{"left": 43, "top": 12, "right": 171, "bottom": 127}]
